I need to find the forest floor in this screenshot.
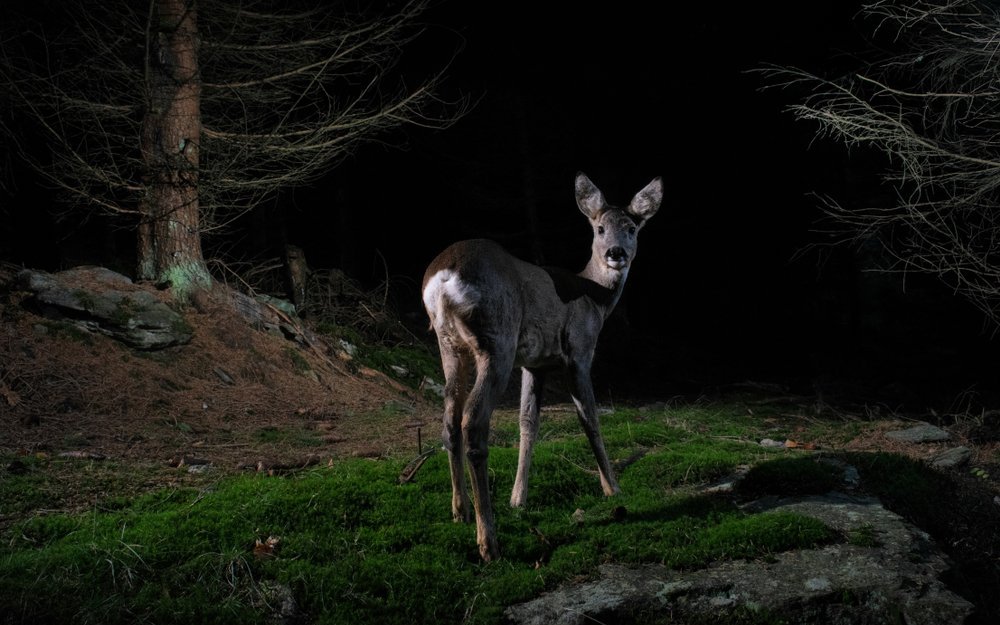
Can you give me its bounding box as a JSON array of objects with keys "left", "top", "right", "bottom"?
[
  {"left": 1, "top": 265, "right": 1000, "bottom": 622},
  {"left": 0, "top": 264, "right": 443, "bottom": 524},
  {"left": 1, "top": 261, "right": 999, "bottom": 532}
]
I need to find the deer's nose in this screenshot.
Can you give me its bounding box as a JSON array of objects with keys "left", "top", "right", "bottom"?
[{"left": 606, "top": 247, "right": 627, "bottom": 263}]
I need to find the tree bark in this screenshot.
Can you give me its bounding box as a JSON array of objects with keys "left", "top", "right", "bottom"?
[{"left": 138, "top": 0, "right": 209, "bottom": 298}]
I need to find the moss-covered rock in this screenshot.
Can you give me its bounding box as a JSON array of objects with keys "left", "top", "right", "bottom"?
[{"left": 18, "top": 267, "right": 192, "bottom": 349}]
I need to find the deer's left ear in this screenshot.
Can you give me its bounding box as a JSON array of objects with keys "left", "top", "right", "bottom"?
[
  {"left": 628, "top": 177, "right": 662, "bottom": 226},
  {"left": 575, "top": 172, "right": 606, "bottom": 220}
]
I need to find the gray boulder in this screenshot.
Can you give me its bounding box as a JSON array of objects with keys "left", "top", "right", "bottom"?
[
  {"left": 886, "top": 422, "right": 952, "bottom": 443},
  {"left": 18, "top": 267, "right": 192, "bottom": 349},
  {"left": 931, "top": 446, "right": 972, "bottom": 469}
]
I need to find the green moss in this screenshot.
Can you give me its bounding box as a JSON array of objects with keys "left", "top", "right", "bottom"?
[
  {"left": 159, "top": 260, "right": 212, "bottom": 303},
  {"left": 72, "top": 289, "right": 97, "bottom": 312},
  {"left": 847, "top": 523, "right": 879, "bottom": 548},
  {"left": 111, "top": 296, "right": 140, "bottom": 326},
  {"left": 735, "top": 457, "right": 844, "bottom": 500},
  {"left": 843, "top": 452, "right": 954, "bottom": 535},
  {"left": 315, "top": 321, "right": 440, "bottom": 393},
  {"left": 0, "top": 407, "right": 843, "bottom": 625}
]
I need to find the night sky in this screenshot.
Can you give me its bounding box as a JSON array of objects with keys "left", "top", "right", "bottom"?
[{"left": 3, "top": 1, "right": 998, "bottom": 405}]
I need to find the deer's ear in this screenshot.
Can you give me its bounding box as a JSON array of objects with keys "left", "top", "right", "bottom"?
[
  {"left": 575, "top": 172, "right": 606, "bottom": 220},
  {"left": 628, "top": 177, "right": 662, "bottom": 225}
]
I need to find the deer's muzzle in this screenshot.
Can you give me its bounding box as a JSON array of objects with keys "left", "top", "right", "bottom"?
[{"left": 605, "top": 246, "right": 628, "bottom": 269}]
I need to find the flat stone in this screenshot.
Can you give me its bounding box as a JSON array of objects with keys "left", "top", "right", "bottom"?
[
  {"left": 885, "top": 422, "right": 951, "bottom": 443},
  {"left": 505, "top": 492, "right": 973, "bottom": 625},
  {"left": 931, "top": 446, "right": 972, "bottom": 469}
]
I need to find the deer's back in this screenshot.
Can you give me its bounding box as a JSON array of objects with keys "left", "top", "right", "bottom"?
[{"left": 423, "top": 239, "right": 603, "bottom": 367}]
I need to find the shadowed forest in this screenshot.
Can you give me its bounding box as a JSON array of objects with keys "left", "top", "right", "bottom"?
[{"left": 4, "top": 0, "right": 998, "bottom": 409}]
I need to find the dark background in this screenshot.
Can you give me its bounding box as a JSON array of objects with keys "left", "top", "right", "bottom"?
[{"left": 4, "top": 0, "right": 999, "bottom": 407}]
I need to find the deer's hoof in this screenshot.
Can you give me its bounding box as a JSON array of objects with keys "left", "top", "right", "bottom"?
[{"left": 478, "top": 539, "right": 500, "bottom": 563}]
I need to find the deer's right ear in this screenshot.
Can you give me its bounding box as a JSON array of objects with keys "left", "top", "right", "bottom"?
[{"left": 575, "top": 172, "right": 606, "bottom": 220}]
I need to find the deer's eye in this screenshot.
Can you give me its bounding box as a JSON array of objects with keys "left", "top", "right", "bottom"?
[
  {"left": 629, "top": 226, "right": 636, "bottom": 236},
  {"left": 597, "top": 225, "right": 605, "bottom": 235}
]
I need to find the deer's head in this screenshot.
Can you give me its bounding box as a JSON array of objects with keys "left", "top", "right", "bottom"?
[{"left": 575, "top": 172, "right": 662, "bottom": 280}]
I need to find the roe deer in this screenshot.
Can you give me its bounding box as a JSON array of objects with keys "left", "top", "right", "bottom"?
[{"left": 422, "top": 172, "right": 662, "bottom": 561}]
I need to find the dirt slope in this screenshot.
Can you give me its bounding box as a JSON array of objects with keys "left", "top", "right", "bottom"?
[{"left": 0, "top": 268, "right": 437, "bottom": 473}]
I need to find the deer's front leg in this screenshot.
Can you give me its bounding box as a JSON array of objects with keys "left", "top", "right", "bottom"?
[
  {"left": 569, "top": 364, "right": 620, "bottom": 497},
  {"left": 511, "top": 367, "right": 544, "bottom": 508}
]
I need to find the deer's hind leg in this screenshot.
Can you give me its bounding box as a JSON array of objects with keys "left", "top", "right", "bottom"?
[
  {"left": 438, "top": 339, "right": 473, "bottom": 523},
  {"left": 463, "top": 344, "right": 514, "bottom": 562}
]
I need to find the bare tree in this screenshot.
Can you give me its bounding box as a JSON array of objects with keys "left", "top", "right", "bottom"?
[
  {"left": 1, "top": 0, "right": 461, "bottom": 299},
  {"left": 763, "top": 0, "right": 1000, "bottom": 324}
]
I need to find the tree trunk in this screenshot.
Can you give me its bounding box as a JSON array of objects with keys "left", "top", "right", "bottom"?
[{"left": 138, "top": 0, "right": 209, "bottom": 299}]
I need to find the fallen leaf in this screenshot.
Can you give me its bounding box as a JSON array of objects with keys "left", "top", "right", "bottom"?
[
  {"left": 253, "top": 535, "right": 281, "bottom": 559},
  {"left": 0, "top": 382, "right": 20, "bottom": 407},
  {"left": 784, "top": 440, "right": 818, "bottom": 450}
]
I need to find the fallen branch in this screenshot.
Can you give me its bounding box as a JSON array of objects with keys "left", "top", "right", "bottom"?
[{"left": 398, "top": 447, "right": 437, "bottom": 484}]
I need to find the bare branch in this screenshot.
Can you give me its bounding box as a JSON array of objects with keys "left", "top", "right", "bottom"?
[
  {"left": 761, "top": 0, "right": 1000, "bottom": 323},
  {"left": 1, "top": 0, "right": 466, "bottom": 245}
]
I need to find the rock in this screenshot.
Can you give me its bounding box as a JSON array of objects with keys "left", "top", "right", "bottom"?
[
  {"left": 420, "top": 376, "right": 445, "bottom": 398},
  {"left": 18, "top": 267, "right": 192, "bottom": 349},
  {"left": 228, "top": 288, "right": 289, "bottom": 337},
  {"left": 390, "top": 365, "right": 409, "bottom": 376},
  {"left": 505, "top": 492, "right": 973, "bottom": 625},
  {"left": 255, "top": 580, "right": 300, "bottom": 625},
  {"left": 931, "top": 446, "right": 972, "bottom": 469},
  {"left": 255, "top": 293, "right": 297, "bottom": 318},
  {"left": 885, "top": 422, "right": 951, "bottom": 443},
  {"left": 338, "top": 339, "right": 357, "bottom": 356},
  {"left": 213, "top": 366, "right": 236, "bottom": 385},
  {"left": 842, "top": 464, "right": 860, "bottom": 488},
  {"left": 817, "top": 457, "right": 860, "bottom": 489}
]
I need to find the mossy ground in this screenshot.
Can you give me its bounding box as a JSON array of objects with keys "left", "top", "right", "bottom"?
[{"left": 2, "top": 405, "right": 844, "bottom": 625}]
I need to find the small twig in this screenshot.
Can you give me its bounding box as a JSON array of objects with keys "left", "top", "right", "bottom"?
[
  {"left": 613, "top": 448, "right": 648, "bottom": 474},
  {"left": 398, "top": 447, "right": 437, "bottom": 484}
]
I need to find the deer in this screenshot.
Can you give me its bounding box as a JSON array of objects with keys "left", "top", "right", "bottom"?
[{"left": 421, "top": 172, "right": 662, "bottom": 561}]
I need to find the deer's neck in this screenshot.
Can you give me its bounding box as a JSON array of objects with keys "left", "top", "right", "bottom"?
[{"left": 579, "top": 257, "right": 628, "bottom": 319}]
